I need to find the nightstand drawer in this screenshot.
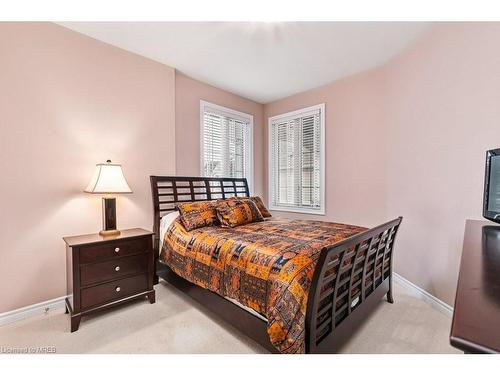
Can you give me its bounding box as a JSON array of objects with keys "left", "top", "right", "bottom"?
[
  {"left": 81, "top": 273, "right": 148, "bottom": 310},
  {"left": 79, "top": 237, "right": 149, "bottom": 263},
  {"left": 80, "top": 253, "right": 149, "bottom": 286}
]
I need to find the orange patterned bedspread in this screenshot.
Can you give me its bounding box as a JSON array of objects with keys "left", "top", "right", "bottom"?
[{"left": 160, "top": 217, "right": 366, "bottom": 353}]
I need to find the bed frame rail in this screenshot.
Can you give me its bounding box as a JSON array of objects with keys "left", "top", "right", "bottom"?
[{"left": 305, "top": 216, "right": 402, "bottom": 353}]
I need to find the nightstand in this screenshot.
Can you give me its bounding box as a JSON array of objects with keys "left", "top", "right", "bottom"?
[{"left": 63, "top": 228, "right": 155, "bottom": 332}]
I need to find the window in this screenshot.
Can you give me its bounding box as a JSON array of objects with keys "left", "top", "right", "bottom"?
[
  {"left": 200, "top": 101, "right": 253, "bottom": 191},
  {"left": 268, "top": 103, "right": 325, "bottom": 214}
]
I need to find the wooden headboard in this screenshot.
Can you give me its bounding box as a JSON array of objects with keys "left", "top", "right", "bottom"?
[{"left": 150, "top": 175, "right": 250, "bottom": 251}]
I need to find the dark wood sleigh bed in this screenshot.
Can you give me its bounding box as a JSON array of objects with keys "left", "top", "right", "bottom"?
[{"left": 150, "top": 175, "right": 402, "bottom": 354}]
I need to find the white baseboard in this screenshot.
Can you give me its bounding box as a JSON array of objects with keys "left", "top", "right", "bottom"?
[
  {"left": 0, "top": 296, "right": 67, "bottom": 327},
  {"left": 393, "top": 272, "right": 453, "bottom": 317},
  {"left": 0, "top": 275, "right": 453, "bottom": 326}
]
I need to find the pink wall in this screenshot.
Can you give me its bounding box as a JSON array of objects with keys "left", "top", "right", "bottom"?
[
  {"left": 263, "top": 68, "right": 388, "bottom": 228},
  {"left": 0, "top": 23, "right": 176, "bottom": 313},
  {"left": 384, "top": 23, "right": 500, "bottom": 305},
  {"left": 3, "top": 22, "right": 498, "bottom": 312},
  {"left": 264, "top": 23, "right": 500, "bottom": 305},
  {"left": 175, "top": 72, "right": 265, "bottom": 197}
]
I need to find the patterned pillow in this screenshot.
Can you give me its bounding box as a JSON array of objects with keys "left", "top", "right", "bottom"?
[
  {"left": 176, "top": 200, "right": 219, "bottom": 231},
  {"left": 216, "top": 196, "right": 241, "bottom": 210},
  {"left": 247, "top": 196, "right": 272, "bottom": 218},
  {"left": 216, "top": 199, "right": 264, "bottom": 228},
  {"left": 218, "top": 196, "right": 272, "bottom": 218}
]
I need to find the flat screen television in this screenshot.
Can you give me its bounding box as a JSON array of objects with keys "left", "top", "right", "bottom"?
[{"left": 483, "top": 148, "right": 500, "bottom": 223}]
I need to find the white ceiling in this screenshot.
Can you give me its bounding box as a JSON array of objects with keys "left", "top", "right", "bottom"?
[{"left": 59, "top": 22, "right": 430, "bottom": 103}]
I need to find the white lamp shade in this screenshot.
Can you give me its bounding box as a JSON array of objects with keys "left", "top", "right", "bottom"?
[{"left": 84, "top": 161, "right": 132, "bottom": 194}]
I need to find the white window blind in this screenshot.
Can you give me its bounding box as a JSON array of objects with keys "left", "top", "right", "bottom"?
[
  {"left": 201, "top": 101, "right": 253, "bottom": 189},
  {"left": 269, "top": 104, "right": 325, "bottom": 214}
]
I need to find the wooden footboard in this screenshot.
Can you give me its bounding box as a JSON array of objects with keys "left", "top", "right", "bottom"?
[{"left": 305, "top": 217, "right": 402, "bottom": 353}]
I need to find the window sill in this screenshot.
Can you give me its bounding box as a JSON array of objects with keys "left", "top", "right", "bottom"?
[{"left": 269, "top": 206, "right": 325, "bottom": 215}]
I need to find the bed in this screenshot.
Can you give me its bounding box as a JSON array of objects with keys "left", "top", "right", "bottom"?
[{"left": 151, "top": 175, "right": 402, "bottom": 353}]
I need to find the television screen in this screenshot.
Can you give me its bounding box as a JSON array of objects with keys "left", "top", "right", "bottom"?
[
  {"left": 488, "top": 155, "right": 500, "bottom": 212},
  {"left": 484, "top": 148, "right": 500, "bottom": 223}
]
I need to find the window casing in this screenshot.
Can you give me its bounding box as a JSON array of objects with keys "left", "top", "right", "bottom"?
[
  {"left": 200, "top": 100, "right": 253, "bottom": 192},
  {"left": 268, "top": 103, "right": 325, "bottom": 214}
]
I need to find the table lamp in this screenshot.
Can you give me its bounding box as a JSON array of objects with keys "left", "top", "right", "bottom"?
[{"left": 84, "top": 160, "right": 132, "bottom": 236}]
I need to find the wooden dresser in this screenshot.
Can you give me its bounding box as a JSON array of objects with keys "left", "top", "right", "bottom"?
[
  {"left": 450, "top": 220, "right": 500, "bottom": 353},
  {"left": 63, "top": 228, "right": 155, "bottom": 332}
]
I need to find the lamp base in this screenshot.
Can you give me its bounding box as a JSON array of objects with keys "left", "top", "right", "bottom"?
[
  {"left": 101, "top": 197, "right": 119, "bottom": 236},
  {"left": 99, "top": 229, "right": 121, "bottom": 237}
]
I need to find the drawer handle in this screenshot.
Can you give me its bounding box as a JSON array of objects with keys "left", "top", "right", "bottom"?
[
  {"left": 115, "top": 286, "right": 121, "bottom": 292},
  {"left": 115, "top": 266, "right": 120, "bottom": 272},
  {"left": 114, "top": 247, "right": 120, "bottom": 253}
]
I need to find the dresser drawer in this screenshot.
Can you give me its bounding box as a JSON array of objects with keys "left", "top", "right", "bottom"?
[
  {"left": 79, "top": 237, "right": 149, "bottom": 263},
  {"left": 80, "top": 253, "right": 149, "bottom": 287},
  {"left": 80, "top": 274, "right": 148, "bottom": 310}
]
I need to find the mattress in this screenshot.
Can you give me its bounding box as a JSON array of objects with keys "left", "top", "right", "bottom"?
[
  {"left": 159, "top": 215, "right": 365, "bottom": 353},
  {"left": 159, "top": 211, "right": 179, "bottom": 251}
]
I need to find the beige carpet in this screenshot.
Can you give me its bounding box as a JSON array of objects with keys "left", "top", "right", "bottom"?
[{"left": 0, "top": 281, "right": 459, "bottom": 354}]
